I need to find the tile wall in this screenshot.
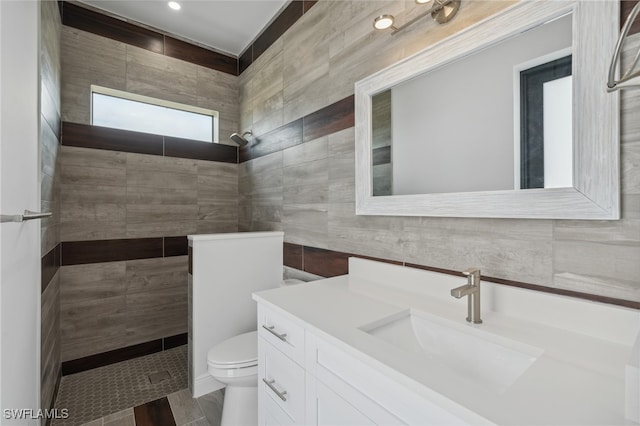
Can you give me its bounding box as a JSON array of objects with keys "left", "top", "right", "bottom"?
[
  {"left": 40, "top": 0, "right": 62, "bottom": 414},
  {"left": 238, "top": 0, "right": 640, "bottom": 302},
  {"left": 59, "top": 25, "right": 239, "bottom": 362}
]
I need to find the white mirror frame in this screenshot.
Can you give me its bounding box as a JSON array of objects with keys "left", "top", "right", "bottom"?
[{"left": 355, "top": 0, "right": 620, "bottom": 219}]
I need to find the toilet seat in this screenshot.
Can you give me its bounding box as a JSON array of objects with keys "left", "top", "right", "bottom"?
[{"left": 208, "top": 330, "right": 258, "bottom": 371}]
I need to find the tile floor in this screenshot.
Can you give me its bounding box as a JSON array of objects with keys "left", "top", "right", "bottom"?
[{"left": 53, "top": 345, "right": 224, "bottom": 426}]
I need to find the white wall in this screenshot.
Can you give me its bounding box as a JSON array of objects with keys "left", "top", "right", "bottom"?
[
  {"left": 391, "top": 14, "right": 572, "bottom": 195},
  {"left": 0, "top": 0, "right": 42, "bottom": 423}
]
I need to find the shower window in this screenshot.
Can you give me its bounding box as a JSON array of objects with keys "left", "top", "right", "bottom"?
[{"left": 91, "top": 85, "right": 219, "bottom": 143}]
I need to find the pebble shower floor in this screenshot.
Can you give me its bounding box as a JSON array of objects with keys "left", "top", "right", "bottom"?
[{"left": 53, "top": 345, "right": 188, "bottom": 426}]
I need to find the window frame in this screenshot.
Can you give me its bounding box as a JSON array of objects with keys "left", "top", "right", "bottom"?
[{"left": 90, "top": 85, "right": 220, "bottom": 143}]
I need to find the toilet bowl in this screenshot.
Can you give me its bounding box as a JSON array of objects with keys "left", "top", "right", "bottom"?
[
  {"left": 207, "top": 279, "right": 304, "bottom": 426},
  {"left": 208, "top": 330, "right": 259, "bottom": 426}
]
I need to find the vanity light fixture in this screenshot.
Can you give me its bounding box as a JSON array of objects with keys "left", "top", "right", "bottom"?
[
  {"left": 373, "top": 0, "right": 461, "bottom": 34},
  {"left": 168, "top": 1, "right": 181, "bottom": 11},
  {"left": 373, "top": 15, "right": 397, "bottom": 31}
]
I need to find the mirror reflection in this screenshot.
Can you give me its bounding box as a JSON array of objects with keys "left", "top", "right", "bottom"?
[{"left": 371, "top": 14, "right": 572, "bottom": 196}]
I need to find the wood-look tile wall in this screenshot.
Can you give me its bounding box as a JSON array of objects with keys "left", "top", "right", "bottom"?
[
  {"left": 58, "top": 145, "right": 237, "bottom": 360},
  {"left": 239, "top": 1, "right": 640, "bottom": 303},
  {"left": 60, "top": 256, "right": 188, "bottom": 362},
  {"left": 41, "top": 0, "right": 62, "bottom": 413},
  {"left": 60, "top": 23, "right": 240, "bottom": 361},
  {"left": 61, "top": 25, "right": 240, "bottom": 148}
]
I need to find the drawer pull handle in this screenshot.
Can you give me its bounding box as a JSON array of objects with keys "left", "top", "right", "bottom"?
[
  {"left": 262, "top": 325, "right": 288, "bottom": 342},
  {"left": 263, "top": 378, "right": 288, "bottom": 401}
]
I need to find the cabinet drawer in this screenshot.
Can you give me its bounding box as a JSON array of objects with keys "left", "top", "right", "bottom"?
[
  {"left": 258, "top": 304, "right": 305, "bottom": 365},
  {"left": 260, "top": 338, "right": 305, "bottom": 424}
]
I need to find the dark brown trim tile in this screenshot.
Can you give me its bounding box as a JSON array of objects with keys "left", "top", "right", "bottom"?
[
  {"left": 164, "top": 137, "right": 238, "bottom": 163},
  {"left": 253, "top": 1, "right": 304, "bottom": 63},
  {"left": 240, "top": 118, "right": 303, "bottom": 162},
  {"left": 163, "top": 333, "right": 188, "bottom": 350},
  {"left": 240, "top": 95, "right": 356, "bottom": 163},
  {"left": 41, "top": 244, "right": 61, "bottom": 293},
  {"left": 62, "top": 339, "right": 163, "bottom": 376},
  {"left": 188, "top": 246, "right": 193, "bottom": 275},
  {"left": 303, "top": 246, "right": 350, "bottom": 277},
  {"left": 284, "top": 242, "right": 303, "bottom": 270},
  {"left": 303, "top": 95, "right": 355, "bottom": 142},
  {"left": 372, "top": 146, "right": 391, "bottom": 166},
  {"left": 164, "top": 236, "right": 189, "bottom": 257},
  {"left": 61, "top": 2, "right": 164, "bottom": 54},
  {"left": 61, "top": 2, "right": 240, "bottom": 76},
  {"left": 62, "top": 238, "right": 164, "bottom": 266},
  {"left": 621, "top": 0, "right": 640, "bottom": 35},
  {"left": 62, "top": 122, "right": 164, "bottom": 156},
  {"left": 134, "top": 397, "right": 176, "bottom": 426},
  {"left": 239, "top": 46, "right": 253, "bottom": 75},
  {"left": 164, "top": 36, "right": 238, "bottom": 75},
  {"left": 303, "top": 0, "right": 318, "bottom": 13}
]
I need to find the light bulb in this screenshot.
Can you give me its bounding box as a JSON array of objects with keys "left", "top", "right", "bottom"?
[
  {"left": 168, "top": 1, "right": 181, "bottom": 11},
  {"left": 373, "top": 15, "right": 395, "bottom": 30}
]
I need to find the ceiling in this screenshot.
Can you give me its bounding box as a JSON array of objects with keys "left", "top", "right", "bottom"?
[{"left": 78, "top": 0, "right": 290, "bottom": 56}]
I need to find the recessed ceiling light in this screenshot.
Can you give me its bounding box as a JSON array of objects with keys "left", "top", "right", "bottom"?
[{"left": 168, "top": 1, "right": 181, "bottom": 11}]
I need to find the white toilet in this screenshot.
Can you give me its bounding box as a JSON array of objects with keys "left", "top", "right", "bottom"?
[
  {"left": 207, "top": 330, "right": 259, "bottom": 426},
  {"left": 207, "top": 279, "right": 304, "bottom": 426}
]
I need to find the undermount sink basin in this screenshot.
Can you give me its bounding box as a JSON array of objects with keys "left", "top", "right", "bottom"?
[{"left": 360, "top": 309, "right": 543, "bottom": 393}]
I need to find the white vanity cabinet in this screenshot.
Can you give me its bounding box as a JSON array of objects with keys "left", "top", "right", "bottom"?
[{"left": 257, "top": 303, "right": 471, "bottom": 426}]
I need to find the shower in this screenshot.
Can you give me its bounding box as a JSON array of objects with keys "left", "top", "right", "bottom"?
[{"left": 230, "top": 130, "right": 252, "bottom": 146}]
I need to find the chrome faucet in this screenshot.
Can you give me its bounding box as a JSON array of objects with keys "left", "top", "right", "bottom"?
[{"left": 450, "top": 268, "right": 482, "bottom": 324}]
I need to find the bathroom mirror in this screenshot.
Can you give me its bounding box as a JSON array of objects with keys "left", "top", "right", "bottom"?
[{"left": 355, "top": 1, "right": 620, "bottom": 219}]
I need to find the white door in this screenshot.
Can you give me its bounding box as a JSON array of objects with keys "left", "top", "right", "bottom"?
[{"left": 0, "top": 1, "right": 42, "bottom": 424}]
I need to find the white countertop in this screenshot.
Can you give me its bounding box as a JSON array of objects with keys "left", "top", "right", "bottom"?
[{"left": 254, "top": 259, "right": 640, "bottom": 425}]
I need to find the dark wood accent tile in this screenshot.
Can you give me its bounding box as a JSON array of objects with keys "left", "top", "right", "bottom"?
[
  {"left": 164, "top": 36, "right": 238, "bottom": 75},
  {"left": 134, "top": 397, "right": 176, "bottom": 426},
  {"left": 62, "top": 339, "right": 163, "bottom": 376},
  {"left": 240, "top": 118, "right": 303, "bottom": 162},
  {"left": 41, "top": 244, "right": 61, "bottom": 293},
  {"left": 303, "top": 0, "right": 318, "bottom": 13},
  {"left": 188, "top": 246, "right": 193, "bottom": 275},
  {"left": 284, "top": 242, "right": 303, "bottom": 270},
  {"left": 303, "top": 246, "right": 350, "bottom": 277},
  {"left": 62, "top": 122, "right": 164, "bottom": 156},
  {"left": 61, "top": 2, "right": 164, "bottom": 54},
  {"left": 164, "top": 236, "right": 188, "bottom": 257},
  {"left": 621, "top": 0, "right": 640, "bottom": 35},
  {"left": 239, "top": 46, "right": 253, "bottom": 74},
  {"left": 372, "top": 146, "right": 391, "bottom": 166},
  {"left": 62, "top": 238, "right": 164, "bottom": 266},
  {"left": 163, "top": 333, "right": 188, "bottom": 350},
  {"left": 253, "top": 1, "right": 304, "bottom": 62},
  {"left": 165, "top": 137, "right": 238, "bottom": 163},
  {"left": 303, "top": 95, "right": 355, "bottom": 142}
]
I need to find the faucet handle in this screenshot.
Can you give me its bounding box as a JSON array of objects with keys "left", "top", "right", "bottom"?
[
  {"left": 462, "top": 267, "right": 481, "bottom": 276},
  {"left": 462, "top": 268, "right": 481, "bottom": 285}
]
